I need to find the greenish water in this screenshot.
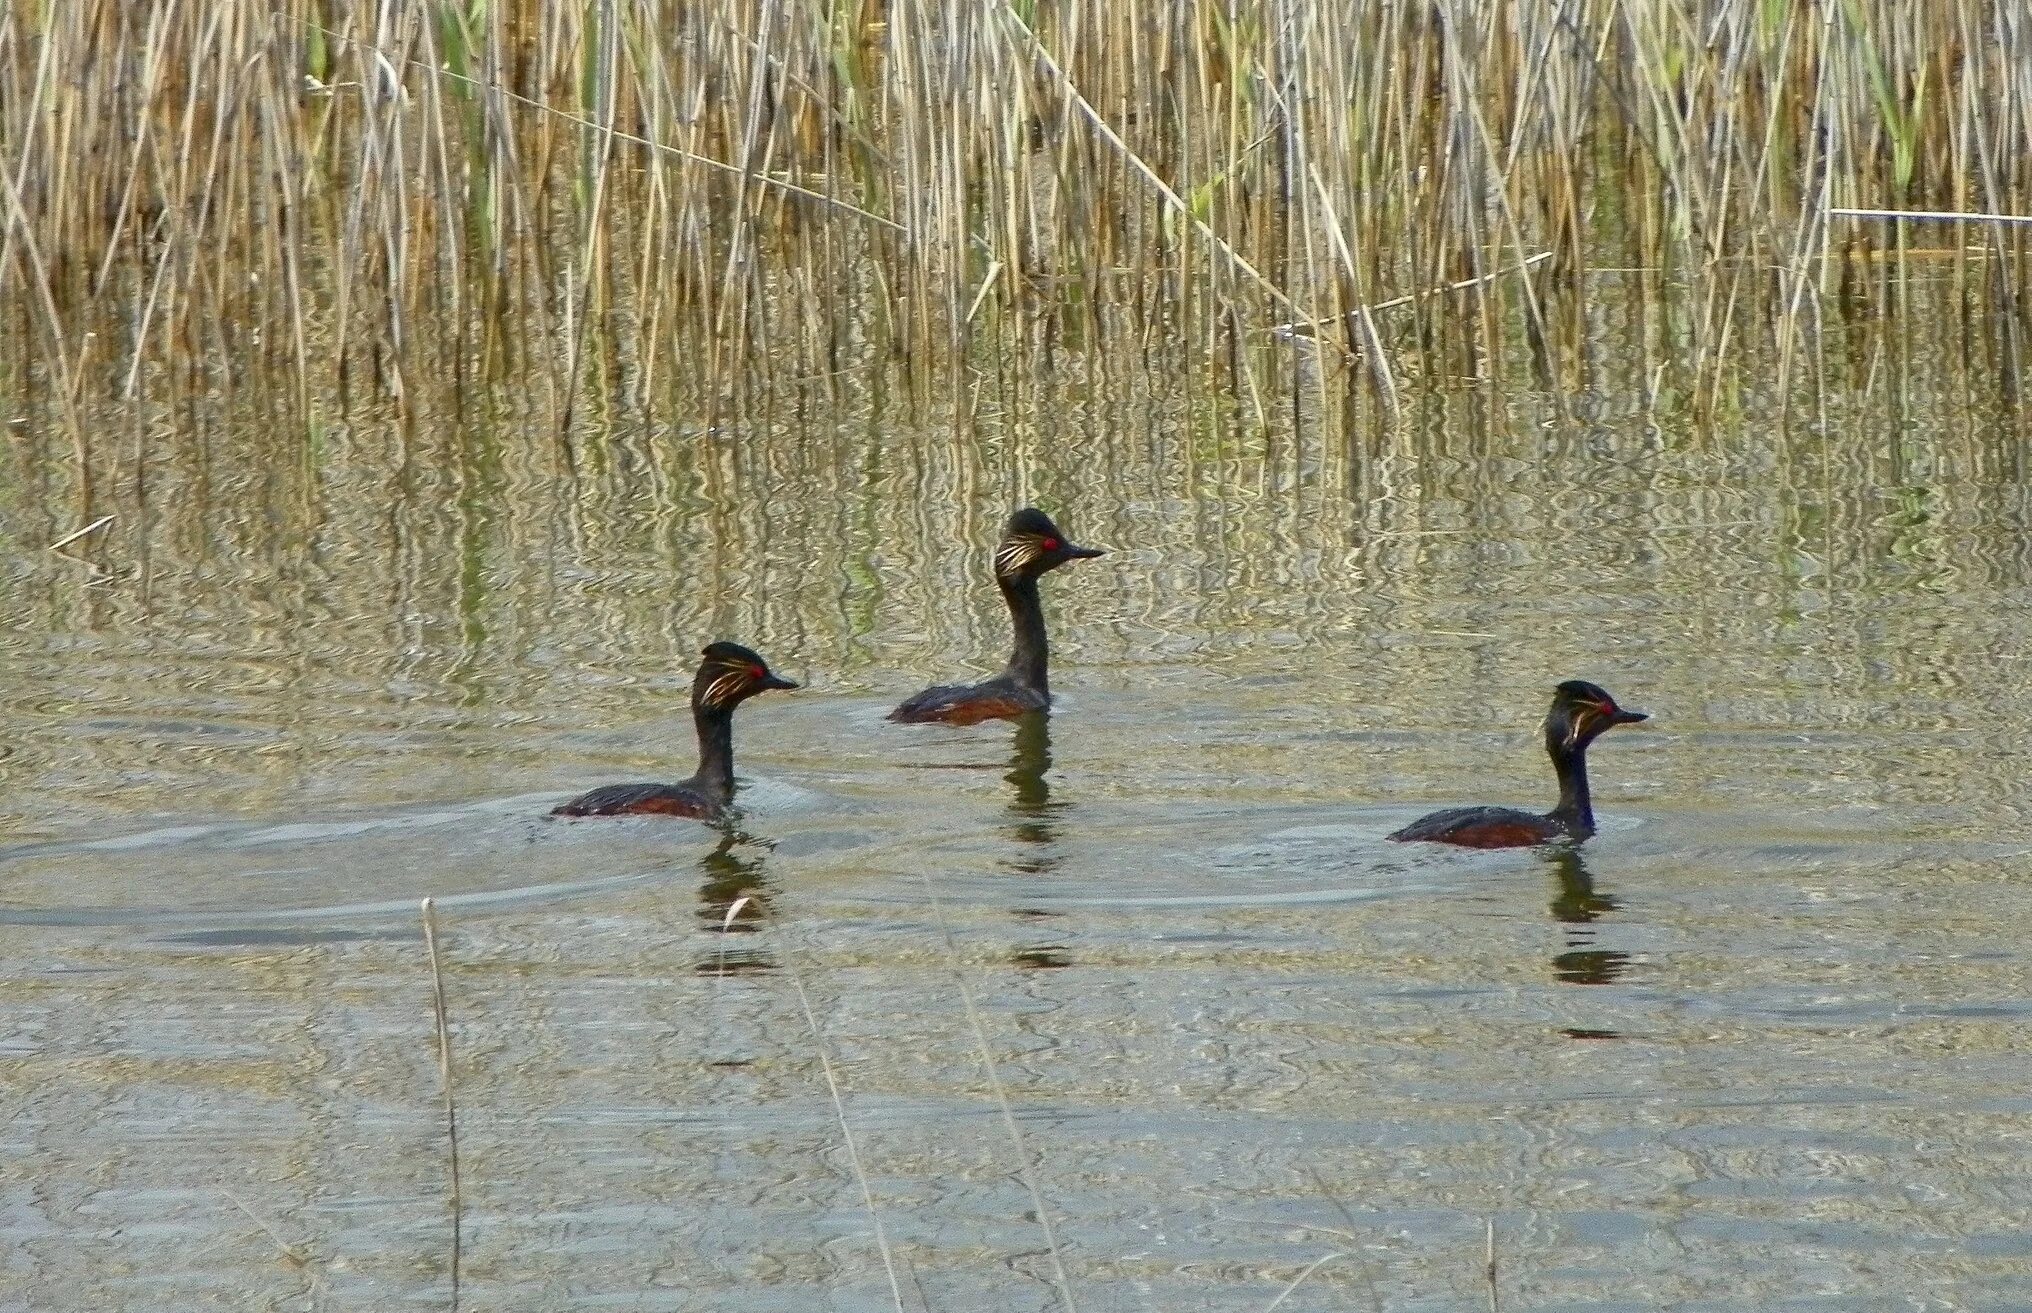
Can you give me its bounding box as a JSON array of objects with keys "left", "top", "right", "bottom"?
[{"left": 4, "top": 296, "right": 2032, "bottom": 1310}]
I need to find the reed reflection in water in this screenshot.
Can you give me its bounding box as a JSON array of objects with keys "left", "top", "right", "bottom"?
[{"left": 2, "top": 271, "right": 2032, "bottom": 1310}]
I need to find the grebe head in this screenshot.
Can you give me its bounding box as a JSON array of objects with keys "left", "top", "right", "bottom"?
[
  {"left": 693, "top": 642, "right": 799, "bottom": 711},
  {"left": 1544, "top": 680, "right": 1646, "bottom": 753},
  {"left": 993, "top": 507, "right": 1105, "bottom": 583}
]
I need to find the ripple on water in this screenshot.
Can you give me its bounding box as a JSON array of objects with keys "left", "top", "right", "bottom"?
[{"left": 0, "top": 782, "right": 860, "bottom": 928}]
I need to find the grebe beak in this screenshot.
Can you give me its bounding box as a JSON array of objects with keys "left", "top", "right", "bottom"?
[
  {"left": 760, "top": 673, "right": 799, "bottom": 692},
  {"left": 1563, "top": 702, "right": 1644, "bottom": 748},
  {"left": 1065, "top": 543, "right": 1105, "bottom": 560}
]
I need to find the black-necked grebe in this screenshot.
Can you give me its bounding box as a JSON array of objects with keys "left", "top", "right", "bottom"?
[
  {"left": 1388, "top": 680, "right": 1646, "bottom": 848},
  {"left": 889, "top": 507, "right": 1104, "bottom": 725},
  {"left": 552, "top": 642, "right": 797, "bottom": 818}
]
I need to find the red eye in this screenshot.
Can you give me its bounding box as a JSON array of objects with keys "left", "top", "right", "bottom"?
[
  {"left": 748, "top": 664, "right": 766, "bottom": 681},
  {"left": 1041, "top": 536, "right": 1060, "bottom": 551}
]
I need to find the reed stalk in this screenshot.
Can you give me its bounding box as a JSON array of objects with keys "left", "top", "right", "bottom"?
[
  {"left": 420, "top": 897, "right": 463, "bottom": 1312},
  {"left": 0, "top": 1, "right": 2024, "bottom": 431}
]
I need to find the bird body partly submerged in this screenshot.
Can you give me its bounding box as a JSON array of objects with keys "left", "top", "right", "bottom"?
[
  {"left": 551, "top": 781, "right": 719, "bottom": 819},
  {"left": 1385, "top": 804, "right": 1575, "bottom": 848},
  {"left": 888, "top": 676, "right": 1047, "bottom": 725},
  {"left": 890, "top": 508, "right": 1103, "bottom": 726},
  {"left": 1388, "top": 681, "right": 1646, "bottom": 849},
  {"left": 553, "top": 641, "right": 796, "bottom": 820}
]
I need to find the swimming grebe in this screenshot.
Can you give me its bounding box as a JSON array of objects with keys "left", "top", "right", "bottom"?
[
  {"left": 889, "top": 508, "right": 1104, "bottom": 725},
  {"left": 552, "top": 642, "right": 797, "bottom": 818},
  {"left": 1388, "top": 680, "right": 1646, "bottom": 848}
]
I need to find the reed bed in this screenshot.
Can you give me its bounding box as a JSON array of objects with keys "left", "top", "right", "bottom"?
[{"left": 2, "top": 0, "right": 2029, "bottom": 443}]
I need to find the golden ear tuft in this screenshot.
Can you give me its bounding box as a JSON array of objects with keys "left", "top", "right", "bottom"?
[
  {"left": 702, "top": 669, "right": 746, "bottom": 709},
  {"left": 995, "top": 535, "right": 1047, "bottom": 576}
]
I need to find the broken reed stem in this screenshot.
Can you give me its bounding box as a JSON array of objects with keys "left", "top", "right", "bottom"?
[
  {"left": 1269, "top": 253, "right": 1554, "bottom": 346},
  {"left": 781, "top": 958, "right": 908, "bottom": 1313},
  {"left": 1262, "top": 1251, "right": 1357, "bottom": 1313},
  {"left": 45, "top": 513, "right": 113, "bottom": 551},
  {"left": 1302, "top": 1169, "right": 1387, "bottom": 1313},
  {"left": 221, "top": 1189, "right": 315, "bottom": 1269},
  {"left": 1484, "top": 1217, "right": 1499, "bottom": 1313},
  {"left": 419, "top": 897, "right": 462, "bottom": 1313},
  {"left": 921, "top": 876, "right": 1079, "bottom": 1313},
  {"left": 1002, "top": 5, "right": 1317, "bottom": 337},
  {"left": 297, "top": 20, "right": 905, "bottom": 235},
  {"left": 1308, "top": 162, "right": 1398, "bottom": 413},
  {"left": 1828, "top": 207, "right": 2032, "bottom": 226}
]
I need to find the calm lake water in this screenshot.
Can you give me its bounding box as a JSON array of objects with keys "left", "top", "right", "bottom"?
[{"left": 4, "top": 293, "right": 2032, "bottom": 1310}]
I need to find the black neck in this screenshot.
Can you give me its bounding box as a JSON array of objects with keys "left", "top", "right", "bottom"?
[
  {"left": 998, "top": 574, "right": 1050, "bottom": 693},
  {"left": 1547, "top": 742, "right": 1594, "bottom": 834},
  {"left": 690, "top": 702, "right": 737, "bottom": 804}
]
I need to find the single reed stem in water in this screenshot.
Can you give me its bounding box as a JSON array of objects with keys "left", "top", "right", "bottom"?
[
  {"left": 420, "top": 897, "right": 462, "bottom": 1312},
  {"left": 922, "top": 876, "right": 1079, "bottom": 1313},
  {"left": 780, "top": 951, "right": 908, "bottom": 1313}
]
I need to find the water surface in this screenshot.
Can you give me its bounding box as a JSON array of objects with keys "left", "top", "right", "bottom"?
[{"left": 4, "top": 298, "right": 2032, "bottom": 1310}]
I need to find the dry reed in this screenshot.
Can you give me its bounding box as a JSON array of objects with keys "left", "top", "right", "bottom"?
[
  {"left": 420, "top": 896, "right": 462, "bottom": 1312},
  {"left": 924, "top": 875, "right": 1080, "bottom": 1313},
  {"left": 782, "top": 954, "right": 910, "bottom": 1313},
  {"left": 3, "top": 2, "right": 2028, "bottom": 442}
]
